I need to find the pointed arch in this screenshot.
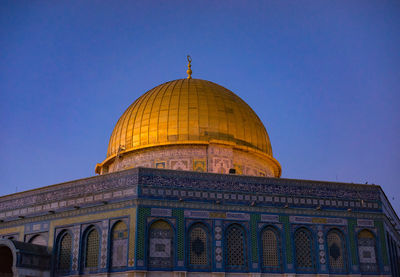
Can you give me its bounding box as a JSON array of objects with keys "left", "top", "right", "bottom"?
[
  {"left": 260, "top": 225, "right": 282, "bottom": 272},
  {"left": 110, "top": 221, "right": 128, "bottom": 268},
  {"left": 294, "top": 227, "right": 316, "bottom": 272},
  {"left": 81, "top": 225, "right": 100, "bottom": 272},
  {"left": 326, "top": 228, "right": 347, "bottom": 273},
  {"left": 225, "top": 223, "right": 247, "bottom": 271},
  {"left": 55, "top": 230, "right": 73, "bottom": 274},
  {"left": 358, "top": 229, "right": 379, "bottom": 273},
  {"left": 187, "top": 222, "right": 211, "bottom": 269},
  {"left": 147, "top": 220, "right": 174, "bottom": 269}
]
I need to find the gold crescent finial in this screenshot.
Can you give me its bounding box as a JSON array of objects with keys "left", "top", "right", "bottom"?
[{"left": 187, "top": 55, "right": 192, "bottom": 79}]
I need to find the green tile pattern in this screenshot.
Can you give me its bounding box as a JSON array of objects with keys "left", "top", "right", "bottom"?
[
  {"left": 136, "top": 207, "right": 150, "bottom": 260},
  {"left": 280, "top": 215, "right": 293, "bottom": 264},
  {"left": 173, "top": 209, "right": 185, "bottom": 261},
  {"left": 251, "top": 213, "right": 260, "bottom": 262},
  {"left": 375, "top": 220, "right": 389, "bottom": 266},
  {"left": 348, "top": 219, "right": 358, "bottom": 265}
]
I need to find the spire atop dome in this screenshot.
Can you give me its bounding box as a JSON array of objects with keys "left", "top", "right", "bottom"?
[{"left": 186, "top": 55, "right": 192, "bottom": 79}]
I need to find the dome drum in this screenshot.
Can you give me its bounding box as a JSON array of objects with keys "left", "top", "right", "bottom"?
[{"left": 95, "top": 141, "right": 281, "bottom": 177}]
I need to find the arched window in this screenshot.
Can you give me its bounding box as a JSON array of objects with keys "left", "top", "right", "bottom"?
[
  {"left": 188, "top": 223, "right": 211, "bottom": 269},
  {"left": 225, "top": 224, "right": 247, "bottom": 271},
  {"left": 148, "top": 220, "right": 174, "bottom": 269},
  {"left": 294, "top": 228, "right": 315, "bottom": 272},
  {"left": 261, "top": 226, "right": 282, "bottom": 271},
  {"left": 110, "top": 221, "right": 128, "bottom": 268},
  {"left": 327, "top": 229, "right": 347, "bottom": 273},
  {"left": 82, "top": 226, "right": 100, "bottom": 271},
  {"left": 358, "top": 229, "right": 378, "bottom": 273},
  {"left": 29, "top": 234, "right": 47, "bottom": 246},
  {"left": 57, "top": 231, "right": 72, "bottom": 273}
]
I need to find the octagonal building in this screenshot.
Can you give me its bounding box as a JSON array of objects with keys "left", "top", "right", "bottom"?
[{"left": 0, "top": 62, "right": 399, "bottom": 277}]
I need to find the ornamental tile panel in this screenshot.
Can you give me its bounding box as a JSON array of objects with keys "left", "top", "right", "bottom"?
[
  {"left": 357, "top": 219, "right": 374, "bottom": 227},
  {"left": 151, "top": 208, "right": 172, "bottom": 217},
  {"left": 0, "top": 170, "right": 138, "bottom": 212}
]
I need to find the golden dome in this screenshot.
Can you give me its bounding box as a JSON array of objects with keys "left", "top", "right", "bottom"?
[{"left": 97, "top": 78, "right": 281, "bottom": 177}]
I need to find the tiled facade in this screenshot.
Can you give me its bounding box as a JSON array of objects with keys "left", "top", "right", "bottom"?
[{"left": 0, "top": 167, "right": 399, "bottom": 276}]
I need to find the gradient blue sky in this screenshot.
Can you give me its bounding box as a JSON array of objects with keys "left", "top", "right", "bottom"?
[{"left": 1, "top": 1, "right": 399, "bottom": 213}]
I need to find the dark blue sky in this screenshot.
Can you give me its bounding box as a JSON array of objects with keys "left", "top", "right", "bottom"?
[{"left": 1, "top": 1, "right": 399, "bottom": 213}]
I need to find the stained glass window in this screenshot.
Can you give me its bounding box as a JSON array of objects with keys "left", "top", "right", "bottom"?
[
  {"left": 111, "top": 221, "right": 128, "bottom": 268},
  {"left": 58, "top": 232, "right": 72, "bottom": 272},
  {"left": 225, "top": 224, "right": 247, "bottom": 270},
  {"left": 148, "top": 220, "right": 174, "bottom": 268},
  {"left": 327, "top": 230, "right": 346, "bottom": 272},
  {"left": 358, "top": 229, "right": 378, "bottom": 273},
  {"left": 85, "top": 228, "right": 99, "bottom": 268},
  {"left": 261, "top": 227, "right": 281, "bottom": 270},
  {"left": 189, "top": 224, "right": 210, "bottom": 267},
  {"left": 294, "top": 228, "right": 315, "bottom": 272}
]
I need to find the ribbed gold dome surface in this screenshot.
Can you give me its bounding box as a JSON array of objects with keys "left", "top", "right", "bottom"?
[{"left": 107, "top": 78, "right": 273, "bottom": 158}]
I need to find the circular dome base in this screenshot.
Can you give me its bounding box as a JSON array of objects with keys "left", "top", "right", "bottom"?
[{"left": 96, "top": 142, "right": 280, "bottom": 177}]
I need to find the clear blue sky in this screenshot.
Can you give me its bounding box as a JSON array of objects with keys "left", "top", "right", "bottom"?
[{"left": 1, "top": 1, "right": 399, "bottom": 213}]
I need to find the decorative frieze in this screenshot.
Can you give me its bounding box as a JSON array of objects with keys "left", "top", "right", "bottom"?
[
  {"left": 289, "top": 216, "right": 347, "bottom": 225},
  {"left": 260, "top": 214, "right": 279, "bottom": 223},
  {"left": 184, "top": 210, "right": 250, "bottom": 221},
  {"left": 0, "top": 170, "right": 139, "bottom": 213},
  {"left": 140, "top": 185, "right": 378, "bottom": 214},
  {"left": 0, "top": 167, "right": 382, "bottom": 222},
  {"left": 139, "top": 168, "right": 380, "bottom": 202},
  {"left": 0, "top": 187, "right": 137, "bottom": 220},
  {"left": 151, "top": 208, "right": 172, "bottom": 217},
  {"left": 357, "top": 219, "right": 375, "bottom": 227}
]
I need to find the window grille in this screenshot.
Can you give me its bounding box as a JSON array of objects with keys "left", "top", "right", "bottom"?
[
  {"left": 148, "top": 220, "right": 174, "bottom": 268},
  {"left": 327, "top": 230, "right": 346, "bottom": 272},
  {"left": 111, "top": 221, "right": 128, "bottom": 268},
  {"left": 58, "top": 232, "right": 72, "bottom": 271},
  {"left": 262, "top": 228, "right": 279, "bottom": 268},
  {"left": 189, "top": 225, "right": 209, "bottom": 266},
  {"left": 294, "top": 228, "right": 315, "bottom": 272},
  {"left": 85, "top": 228, "right": 99, "bottom": 268},
  {"left": 225, "top": 224, "right": 246, "bottom": 270},
  {"left": 358, "top": 230, "right": 378, "bottom": 273}
]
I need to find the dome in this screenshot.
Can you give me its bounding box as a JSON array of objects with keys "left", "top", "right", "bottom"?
[{"left": 96, "top": 78, "right": 281, "bottom": 177}]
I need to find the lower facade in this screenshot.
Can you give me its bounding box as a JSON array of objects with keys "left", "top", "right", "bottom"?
[
  {"left": 0, "top": 168, "right": 399, "bottom": 276},
  {"left": 0, "top": 204, "right": 396, "bottom": 277}
]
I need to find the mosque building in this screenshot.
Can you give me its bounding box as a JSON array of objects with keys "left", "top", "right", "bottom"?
[{"left": 0, "top": 58, "right": 399, "bottom": 277}]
